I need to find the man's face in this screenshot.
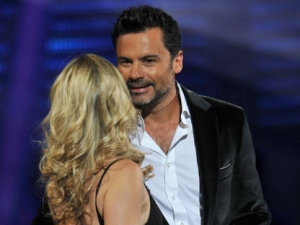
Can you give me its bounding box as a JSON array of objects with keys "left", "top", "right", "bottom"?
[{"left": 115, "top": 28, "right": 183, "bottom": 108}]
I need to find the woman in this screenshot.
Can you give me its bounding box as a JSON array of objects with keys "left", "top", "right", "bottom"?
[{"left": 38, "top": 54, "right": 166, "bottom": 225}]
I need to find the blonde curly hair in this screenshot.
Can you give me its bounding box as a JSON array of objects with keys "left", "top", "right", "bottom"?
[{"left": 39, "top": 54, "right": 148, "bottom": 224}]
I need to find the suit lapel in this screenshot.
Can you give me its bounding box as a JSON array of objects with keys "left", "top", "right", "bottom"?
[{"left": 182, "top": 87, "right": 220, "bottom": 225}]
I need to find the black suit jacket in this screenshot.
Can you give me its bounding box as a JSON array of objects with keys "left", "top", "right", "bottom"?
[{"left": 181, "top": 86, "right": 271, "bottom": 225}]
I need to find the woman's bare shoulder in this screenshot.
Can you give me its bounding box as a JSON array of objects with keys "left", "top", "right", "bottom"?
[{"left": 107, "top": 159, "right": 143, "bottom": 181}]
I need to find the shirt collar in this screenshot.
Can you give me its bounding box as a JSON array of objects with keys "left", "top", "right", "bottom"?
[
  {"left": 134, "top": 116, "right": 145, "bottom": 143},
  {"left": 177, "top": 83, "right": 191, "bottom": 125}
]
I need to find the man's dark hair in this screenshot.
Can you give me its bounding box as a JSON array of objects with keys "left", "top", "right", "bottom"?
[{"left": 111, "top": 5, "right": 182, "bottom": 59}]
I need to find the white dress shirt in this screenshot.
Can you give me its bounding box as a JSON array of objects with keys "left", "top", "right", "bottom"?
[{"left": 131, "top": 84, "right": 201, "bottom": 225}]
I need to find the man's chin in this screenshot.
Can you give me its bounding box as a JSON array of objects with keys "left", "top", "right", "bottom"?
[
  {"left": 132, "top": 98, "right": 153, "bottom": 108},
  {"left": 133, "top": 101, "right": 149, "bottom": 107}
]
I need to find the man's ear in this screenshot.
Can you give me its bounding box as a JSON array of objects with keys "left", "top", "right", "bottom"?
[{"left": 173, "top": 50, "right": 183, "bottom": 74}]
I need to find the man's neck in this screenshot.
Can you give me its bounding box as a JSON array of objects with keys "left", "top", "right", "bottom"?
[
  {"left": 140, "top": 87, "right": 181, "bottom": 154},
  {"left": 142, "top": 88, "right": 180, "bottom": 126}
]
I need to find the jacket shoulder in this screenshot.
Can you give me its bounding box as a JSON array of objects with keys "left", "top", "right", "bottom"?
[
  {"left": 202, "top": 95, "right": 244, "bottom": 114},
  {"left": 181, "top": 85, "right": 244, "bottom": 115}
]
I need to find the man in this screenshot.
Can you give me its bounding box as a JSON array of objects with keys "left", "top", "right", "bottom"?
[
  {"left": 111, "top": 5, "right": 271, "bottom": 225},
  {"left": 32, "top": 4, "right": 271, "bottom": 225}
]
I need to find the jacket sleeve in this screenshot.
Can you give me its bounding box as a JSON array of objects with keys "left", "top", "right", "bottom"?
[{"left": 230, "top": 110, "right": 272, "bottom": 225}]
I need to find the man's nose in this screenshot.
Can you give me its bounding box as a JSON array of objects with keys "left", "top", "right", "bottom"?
[{"left": 130, "top": 63, "right": 144, "bottom": 79}]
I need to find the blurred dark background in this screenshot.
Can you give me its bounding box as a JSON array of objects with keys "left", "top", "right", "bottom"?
[{"left": 0, "top": 0, "right": 299, "bottom": 224}]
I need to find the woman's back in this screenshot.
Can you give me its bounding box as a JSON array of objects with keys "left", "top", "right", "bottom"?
[{"left": 85, "top": 159, "right": 150, "bottom": 225}]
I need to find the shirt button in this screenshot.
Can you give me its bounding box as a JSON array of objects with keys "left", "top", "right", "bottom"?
[
  {"left": 167, "top": 163, "right": 171, "bottom": 167},
  {"left": 180, "top": 223, "right": 184, "bottom": 225},
  {"left": 172, "top": 195, "right": 176, "bottom": 200}
]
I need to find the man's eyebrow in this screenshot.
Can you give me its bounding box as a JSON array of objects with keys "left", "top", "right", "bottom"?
[
  {"left": 117, "top": 56, "right": 131, "bottom": 61},
  {"left": 117, "top": 55, "right": 159, "bottom": 61},
  {"left": 140, "top": 54, "right": 159, "bottom": 60}
]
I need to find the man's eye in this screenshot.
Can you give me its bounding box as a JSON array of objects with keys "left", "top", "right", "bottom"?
[
  {"left": 144, "top": 59, "right": 155, "bottom": 64},
  {"left": 119, "top": 60, "right": 131, "bottom": 66}
]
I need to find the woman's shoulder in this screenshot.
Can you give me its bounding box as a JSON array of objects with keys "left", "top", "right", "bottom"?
[{"left": 106, "top": 159, "right": 144, "bottom": 183}]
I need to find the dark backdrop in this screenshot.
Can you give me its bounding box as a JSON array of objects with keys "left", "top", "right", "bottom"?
[{"left": 0, "top": 0, "right": 299, "bottom": 224}]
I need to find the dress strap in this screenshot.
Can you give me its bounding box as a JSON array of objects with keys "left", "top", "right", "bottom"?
[{"left": 95, "top": 159, "right": 123, "bottom": 225}]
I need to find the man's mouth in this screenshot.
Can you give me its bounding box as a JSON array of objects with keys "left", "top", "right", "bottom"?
[
  {"left": 129, "top": 85, "right": 151, "bottom": 94},
  {"left": 128, "top": 82, "right": 152, "bottom": 94}
]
